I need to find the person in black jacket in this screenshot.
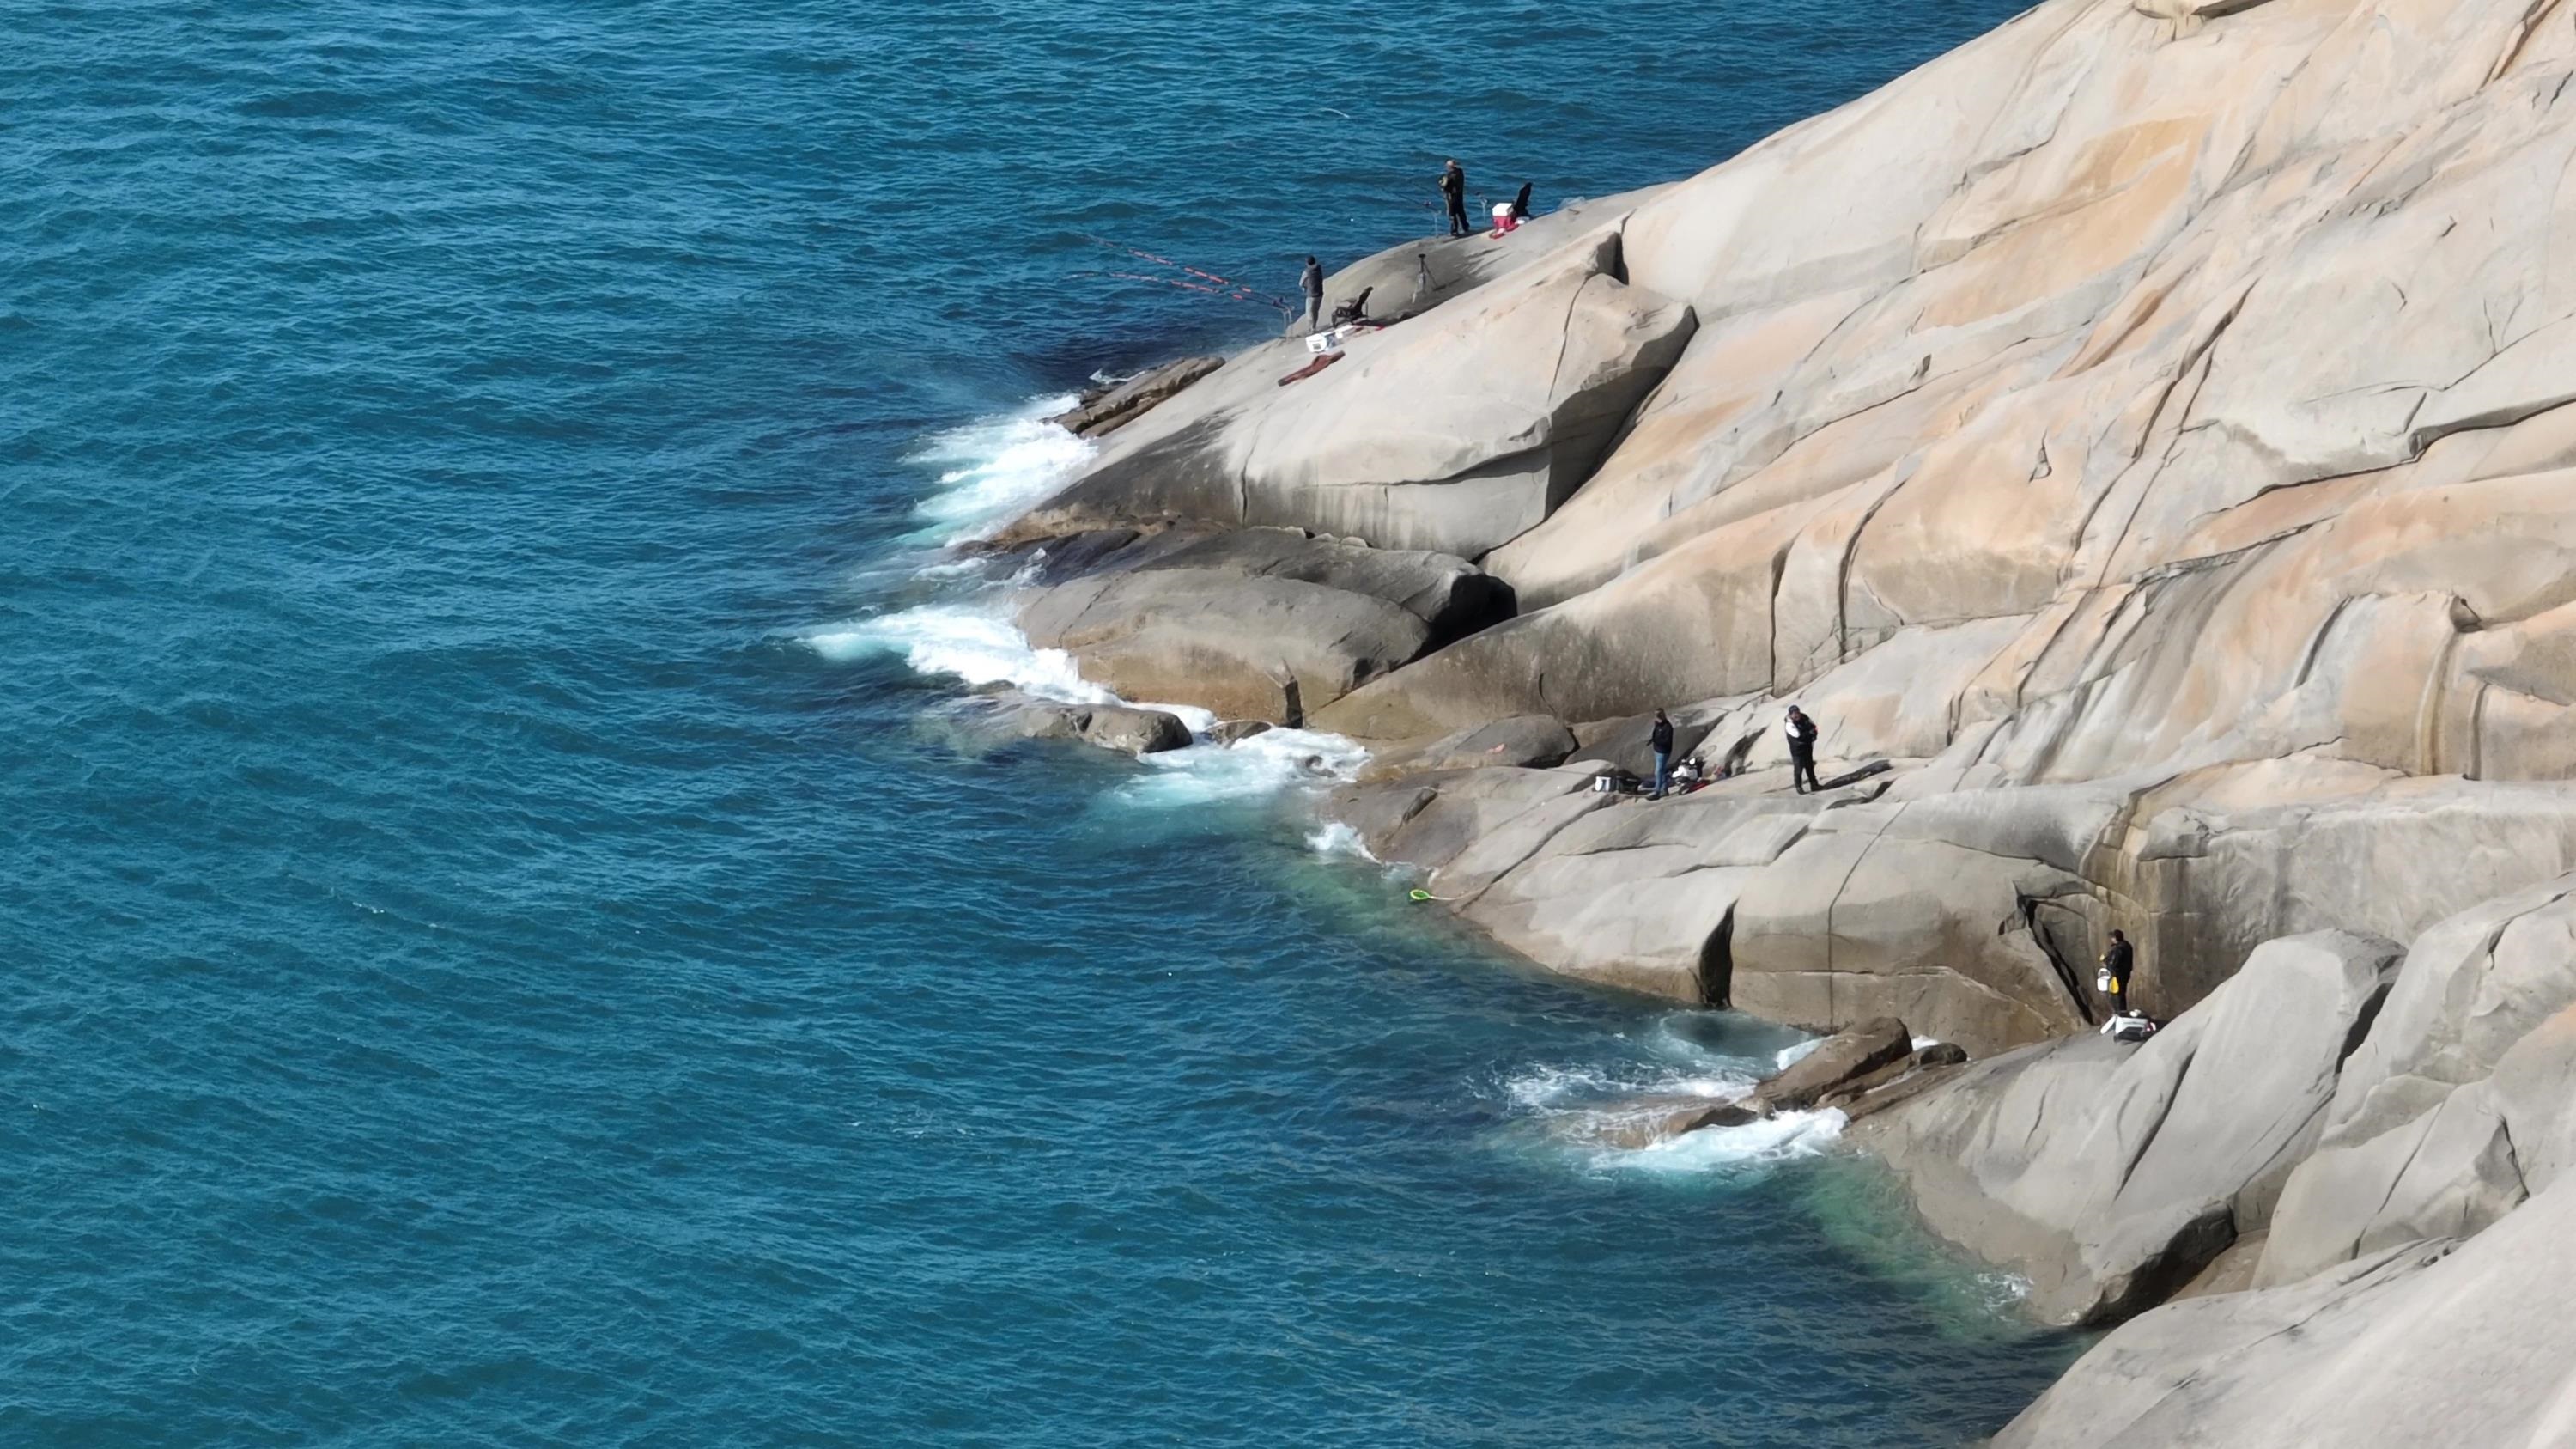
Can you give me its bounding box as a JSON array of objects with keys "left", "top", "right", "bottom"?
[
  {"left": 1439, "top": 159, "right": 1470, "bottom": 238},
  {"left": 1783, "top": 705, "right": 1821, "bottom": 794},
  {"left": 1300, "top": 255, "right": 1327, "bottom": 332},
  {"left": 2100, "top": 929, "right": 2136, "bottom": 1005},
  {"left": 1649, "top": 709, "right": 1675, "bottom": 800}
]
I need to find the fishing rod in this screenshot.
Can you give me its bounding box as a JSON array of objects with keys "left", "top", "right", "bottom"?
[{"left": 1078, "top": 235, "right": 1300, "bottom": 316}]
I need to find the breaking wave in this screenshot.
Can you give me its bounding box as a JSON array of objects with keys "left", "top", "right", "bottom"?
[
  {"left": 1305, "top": 820, "right": 1376, "bottom": 860},
  {"left": 805, "top": 392, "right": 1383, "bottom": 811},
  {"left": 905, "top": 394, "right": 1094, "bottom": 544},
  {"left": 1494, "top": 1011, "right": 1842, "bottom": 1175},
  {"left": 1115, "top": 726, "right": 1368, "bottom": 808},
  {"left": 807, "top": 600, "right": 1110, "bottom": 704}
]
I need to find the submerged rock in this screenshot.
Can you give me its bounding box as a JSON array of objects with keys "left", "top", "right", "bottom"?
[
  {"left": 968, "top": 691, "right": 1193, "bottom": 758},
  {"left": 1568, "top": 1093, "right": 1761, "bottom": 1150},
  {"left": 1078, "top": 704, "right": 1194, "bottom": 756}
]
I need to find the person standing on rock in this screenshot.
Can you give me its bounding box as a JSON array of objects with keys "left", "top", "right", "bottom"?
[
  {"left": 2100, "top": 929, "right": 2136, "bottom": 1006},
  {"left": 1439, "top": 159, "right": 1470, "bottom": 238},
  {"left": 1649, "top": 709, "right": 1675, "bottom": 800},
  {"left": 1783, "top": 705, "right": 1821, "bottom": 794},
  {"left": 1300, "top": 255, "right": 1327, "bottom": 332}
]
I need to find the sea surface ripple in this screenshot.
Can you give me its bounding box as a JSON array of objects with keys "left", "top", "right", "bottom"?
[{"left": 3, "top": 0, "right": 2069, "bottom": 1443}]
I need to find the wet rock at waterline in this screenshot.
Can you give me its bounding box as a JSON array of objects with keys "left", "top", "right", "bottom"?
[
  {"left": 1016, "top": 569, "right": 1432, "bottom": 725},
  {"left": 1570, "top": 1094, "right": 1763, "bottom": 1151},
  {"left": 1012, "top": 530, "right": 1512, "bottom": 726},
  {"left": 1574, "top": 1018, "right": 1957, "bottom": 1150},
  {"left": 1748, "top": 1016, "right": 1912, "bottom": 1112},
  {"left": 969, "top": 690, "right": 1195, "bottom": 757},
  {"left": 1047, "top": 356, "right": 1224, "bottom": 439}
]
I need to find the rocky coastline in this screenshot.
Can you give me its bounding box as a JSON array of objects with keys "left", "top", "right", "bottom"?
[{"left": 960, "top": 0, "right": 2576, "bottom": 1438}]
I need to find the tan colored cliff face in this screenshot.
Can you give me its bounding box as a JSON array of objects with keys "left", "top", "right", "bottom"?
[
  {"left": 999, "top": 5, "right": 2576, "bottom": 1390},
  {"left": 1022, "top": 0, "right": 2576, "bottom": 1050},
  {"left": 1342, "top": 0, "right": 2576, "bottom": 781}
]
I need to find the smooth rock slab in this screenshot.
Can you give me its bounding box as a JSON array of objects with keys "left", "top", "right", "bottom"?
[
  {"left": 1997, "top": 1175, "right": 2576, "bottom": 1447},
  {"left": 1018, "top": 569, "right": 1431, "bottom": 724},
  {"left": 1751, "top": 1016, "right": 1913, "bottom": 1111},
  {"left": 1359, "top": 715, "right": 1577, "bottom": 782},
  {"left": 1861, "top": 930, "right": 2401, "bottom": 1326},
  {"left": 1048, "top": 356, "right": 1224, "bottom": 438}
]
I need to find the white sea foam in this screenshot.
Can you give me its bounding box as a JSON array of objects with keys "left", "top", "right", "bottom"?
[
  {"left": 817, "top": 393, "right": 1388, "bottom": 811},
  {"left": 1499, "top": 1056, "right": 1847, "bottom": 1173},
  {"left": 1589, "top": 1107, "right": 1846, "bottom": 1172},
  {"left": 1499, "top": 1016, "right": 1852, "bottom": 1175},
  {"left": 1502, "top": 1062, "right": 1759, "bottom": 1109},
  {"left": 1771, "top": 1038, "right": 1824, "bottom": 1072},
  {"left": 805, "top": 600, "right": 1110, "bottom": 703},
  {"left": 1115, "top": 726, "right": 1370, "bottom": 808},
  {"left": 1306, "top": 820, "right": 1377, "bottom": 860},
  {"left": 811, "top": 595, "right": 1382, "bottom": 811},
  {"left": 907, "top": 394, "right": 1094, "bottom": 544}
]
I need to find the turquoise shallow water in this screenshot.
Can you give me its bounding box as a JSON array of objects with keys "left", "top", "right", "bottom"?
[{"left": 4, "top": 1, "right": 2074, "bottom": 1443}]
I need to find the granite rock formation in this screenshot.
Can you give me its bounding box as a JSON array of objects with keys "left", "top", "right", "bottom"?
[
  {"left": 990, "top": 0, "right": 2576, "bottom": 1432},
  {"left": 1859, "top": 930, "right": 2400, "bottom": 1325}
]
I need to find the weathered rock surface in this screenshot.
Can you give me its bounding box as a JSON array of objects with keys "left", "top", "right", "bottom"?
[
  {"left": 987, "top": 0, "right": 2576, "bottom": 1429},
  {"left": 1160, "top": 0, "right": 2576, "bottom": 1038},
  {"left": 969, "top": 691, "right": 1196, "bottom": 757},
  {"left": 1995, "top": 1178, "right": 2576, "bottom": 1449},
  {"left": 1133, "top": 528, "right": 1515, "bottom": 647},
  {"left": 1861, "top": 931, "right": 2400, "bottom": 1325},
  {"left": 1570, "top": 699, "right": 1744, "bottom": 779},
  {"left": 1048, "top": 356, "right": 1224, "bottom": 438},
  {"left": 1294, "top": 187, "right": 1668, "bottom": 333},
  {"left": 2257, "top": 875, "right": 2576, "bottom": 1288},
  {"left": 1030, "top": 228, "right": 1698, "bottom": 559},
  {"left": 1010, "top": 0, "right": 2576, "bottom": 1051},
  {"left": 1358, "top": 714, "right": 1576, "bottom": 782},
  {"left": 1751, "top": 1016, "right": 1912, "bottom": 1111},
  {"left": 1018, "top": 569, "right": 1430, "bottom": 724},
  {"left": 1011, "top": 529, "right": 1512, "bottom": 724}
]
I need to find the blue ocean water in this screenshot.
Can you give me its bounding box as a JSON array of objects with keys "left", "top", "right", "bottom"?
[{"left": 2, "top": 1, "right": 2074, "bottom": 1444}]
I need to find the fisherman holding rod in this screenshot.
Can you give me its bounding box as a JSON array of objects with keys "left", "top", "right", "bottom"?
[{"left": 1439, "top": 158, "right": 1470, "bottom": 238}]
